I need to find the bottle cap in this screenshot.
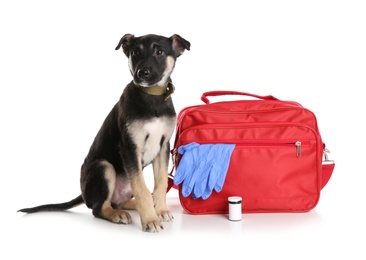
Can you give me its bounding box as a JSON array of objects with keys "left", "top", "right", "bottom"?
[{"left": 228, "top": 196, "right": 242, "bottom": 204}]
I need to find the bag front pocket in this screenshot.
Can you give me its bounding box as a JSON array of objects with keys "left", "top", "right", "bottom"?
[{"left": 175, "top": 123, "right": 323, "bottom": 214}]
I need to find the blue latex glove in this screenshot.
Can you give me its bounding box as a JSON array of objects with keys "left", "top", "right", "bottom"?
[
  {"left": 173, "top": 142, "right": 202, "bottom": 196},
  {"left": 174, "top": 142, "right": 235, "bottom": 200}
]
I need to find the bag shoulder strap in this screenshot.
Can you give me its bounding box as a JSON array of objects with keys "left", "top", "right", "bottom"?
[{"left": 321, "top": 163, "right": 334, "bottom": 189}]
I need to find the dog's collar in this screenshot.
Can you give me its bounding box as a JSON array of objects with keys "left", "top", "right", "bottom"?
[{"left": 137, "top": 82, "right": 175, "bottom": 101}]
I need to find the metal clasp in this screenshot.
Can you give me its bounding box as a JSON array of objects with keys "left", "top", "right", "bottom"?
[{"left": 323, "top": 148, "right": 335, "bottom": 164}]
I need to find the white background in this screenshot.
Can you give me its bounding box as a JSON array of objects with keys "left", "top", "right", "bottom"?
[{"left": 1, "top": 0, "right": 365, "bottom": 259}]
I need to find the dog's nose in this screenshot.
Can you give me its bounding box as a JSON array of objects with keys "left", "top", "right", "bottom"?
[{"left": 137, "top": 69, "right": 150, "bottom": 79}]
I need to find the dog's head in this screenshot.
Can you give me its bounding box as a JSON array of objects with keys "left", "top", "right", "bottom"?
[{"left": 115, "top": 34, "right": 190, "bottom": 87}]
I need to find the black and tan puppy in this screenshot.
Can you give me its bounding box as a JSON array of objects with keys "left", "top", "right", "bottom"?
[{"left": 18, "top": 34, "right": 190, "bottom": 232}]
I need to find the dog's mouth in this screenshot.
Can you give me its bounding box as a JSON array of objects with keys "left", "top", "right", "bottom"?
[{"left": 135, "top": 79, "right": 158, "bottom": 87}]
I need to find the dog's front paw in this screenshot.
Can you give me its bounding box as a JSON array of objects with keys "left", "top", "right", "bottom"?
[
  {"left": 142, "top": 220, "right": 163, "bottom": 233},
  {"left": 158, "top": 210, "right": 174, "bottom": 222}
]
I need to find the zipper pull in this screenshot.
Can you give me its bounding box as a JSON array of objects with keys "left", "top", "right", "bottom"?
[
  {"left": 295, "top": 141, "right": 302, "bottom": 157},
  {"left": 171, "top": 148, "right": 177, "bottom": 164},
  {"left": 168, "top": 148, "right": 178, "bottom": 177}
]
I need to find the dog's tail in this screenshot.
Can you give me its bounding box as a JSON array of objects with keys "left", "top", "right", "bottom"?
[{"left": 18, "top": 195, "right": 84, "bottom": 213}]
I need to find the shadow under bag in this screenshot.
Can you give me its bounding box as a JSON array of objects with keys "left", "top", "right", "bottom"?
[{"left": 169, "top": 91, "right": 335, "bottom": 214}]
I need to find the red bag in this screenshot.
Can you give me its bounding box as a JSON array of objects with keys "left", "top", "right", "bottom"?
[{"left": 169, "top": 91, "right": 335, "bottom": 214}]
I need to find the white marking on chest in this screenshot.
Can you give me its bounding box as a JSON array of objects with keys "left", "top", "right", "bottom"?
[{"left": 128, "top": 116, "right": 175, "bottom": 166}]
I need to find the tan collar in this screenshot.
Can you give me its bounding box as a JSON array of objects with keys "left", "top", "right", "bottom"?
[{"left": 138, "top": 82, "right": 175, "bottom": 101}]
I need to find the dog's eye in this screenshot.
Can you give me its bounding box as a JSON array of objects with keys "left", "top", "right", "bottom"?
[
  {"left": 131, "top": 49, "right": 140, "bottom": 56},
  {"left": 155, "top": 49, "right": 165, "bottom": 56}
]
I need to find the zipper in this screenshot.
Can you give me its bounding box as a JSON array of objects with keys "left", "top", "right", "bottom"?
[
  {"left": 174, "top": 140, "right": 306, "bottom": 158},
  {"left": 237, "top": 140, "right": 304, "bottom": 157}
]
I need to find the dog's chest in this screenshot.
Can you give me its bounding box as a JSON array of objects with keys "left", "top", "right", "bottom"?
[{"left": 128, "top": 116, "right": 175, "bottom": 166}]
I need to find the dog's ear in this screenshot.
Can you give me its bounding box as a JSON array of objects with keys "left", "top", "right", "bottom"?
[
  {"left": 115, "top": 34, "right": 135, "bottom": 56},
  {"left": 170, "top": 34, "right": 191, "bottom": 57}
]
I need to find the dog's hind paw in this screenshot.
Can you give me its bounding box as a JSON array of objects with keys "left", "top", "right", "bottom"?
[
  {"left": 105, "top": 209, "right": 132, "bottom": 224},
  {"left": 142, "top": 220, "right": 163, "bottom": 233},
  {"left": 158, "top": 210, "right": 174, "bottom": 222}
]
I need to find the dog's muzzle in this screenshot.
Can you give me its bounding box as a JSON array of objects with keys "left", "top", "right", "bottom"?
[
  {"left": 137, "top": 69, "right": 150, "bottom": 80},
  {"left": 135, "top": 68, "right": 160, "bottom": 86}
]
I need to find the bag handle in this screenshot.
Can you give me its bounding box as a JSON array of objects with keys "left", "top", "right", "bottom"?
[{"left": 201, "top": 91, "right": 279, "bottom": 104}]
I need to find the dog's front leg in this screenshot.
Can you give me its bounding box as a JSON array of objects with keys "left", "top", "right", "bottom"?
[
  {"left": 152, "top": 142, "right": 173, "bottom": 222},
  {"left": 130, "top": 171, "right": 163, "bottom": 232}
]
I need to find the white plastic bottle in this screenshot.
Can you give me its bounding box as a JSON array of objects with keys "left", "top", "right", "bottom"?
[{"left": 228, "top": 196, "right": 242, "bottom": 221}]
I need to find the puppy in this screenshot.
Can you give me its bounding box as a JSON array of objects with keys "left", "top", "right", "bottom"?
[{"left": 18, "top": 33, "right": 190, "bottom": 232}]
